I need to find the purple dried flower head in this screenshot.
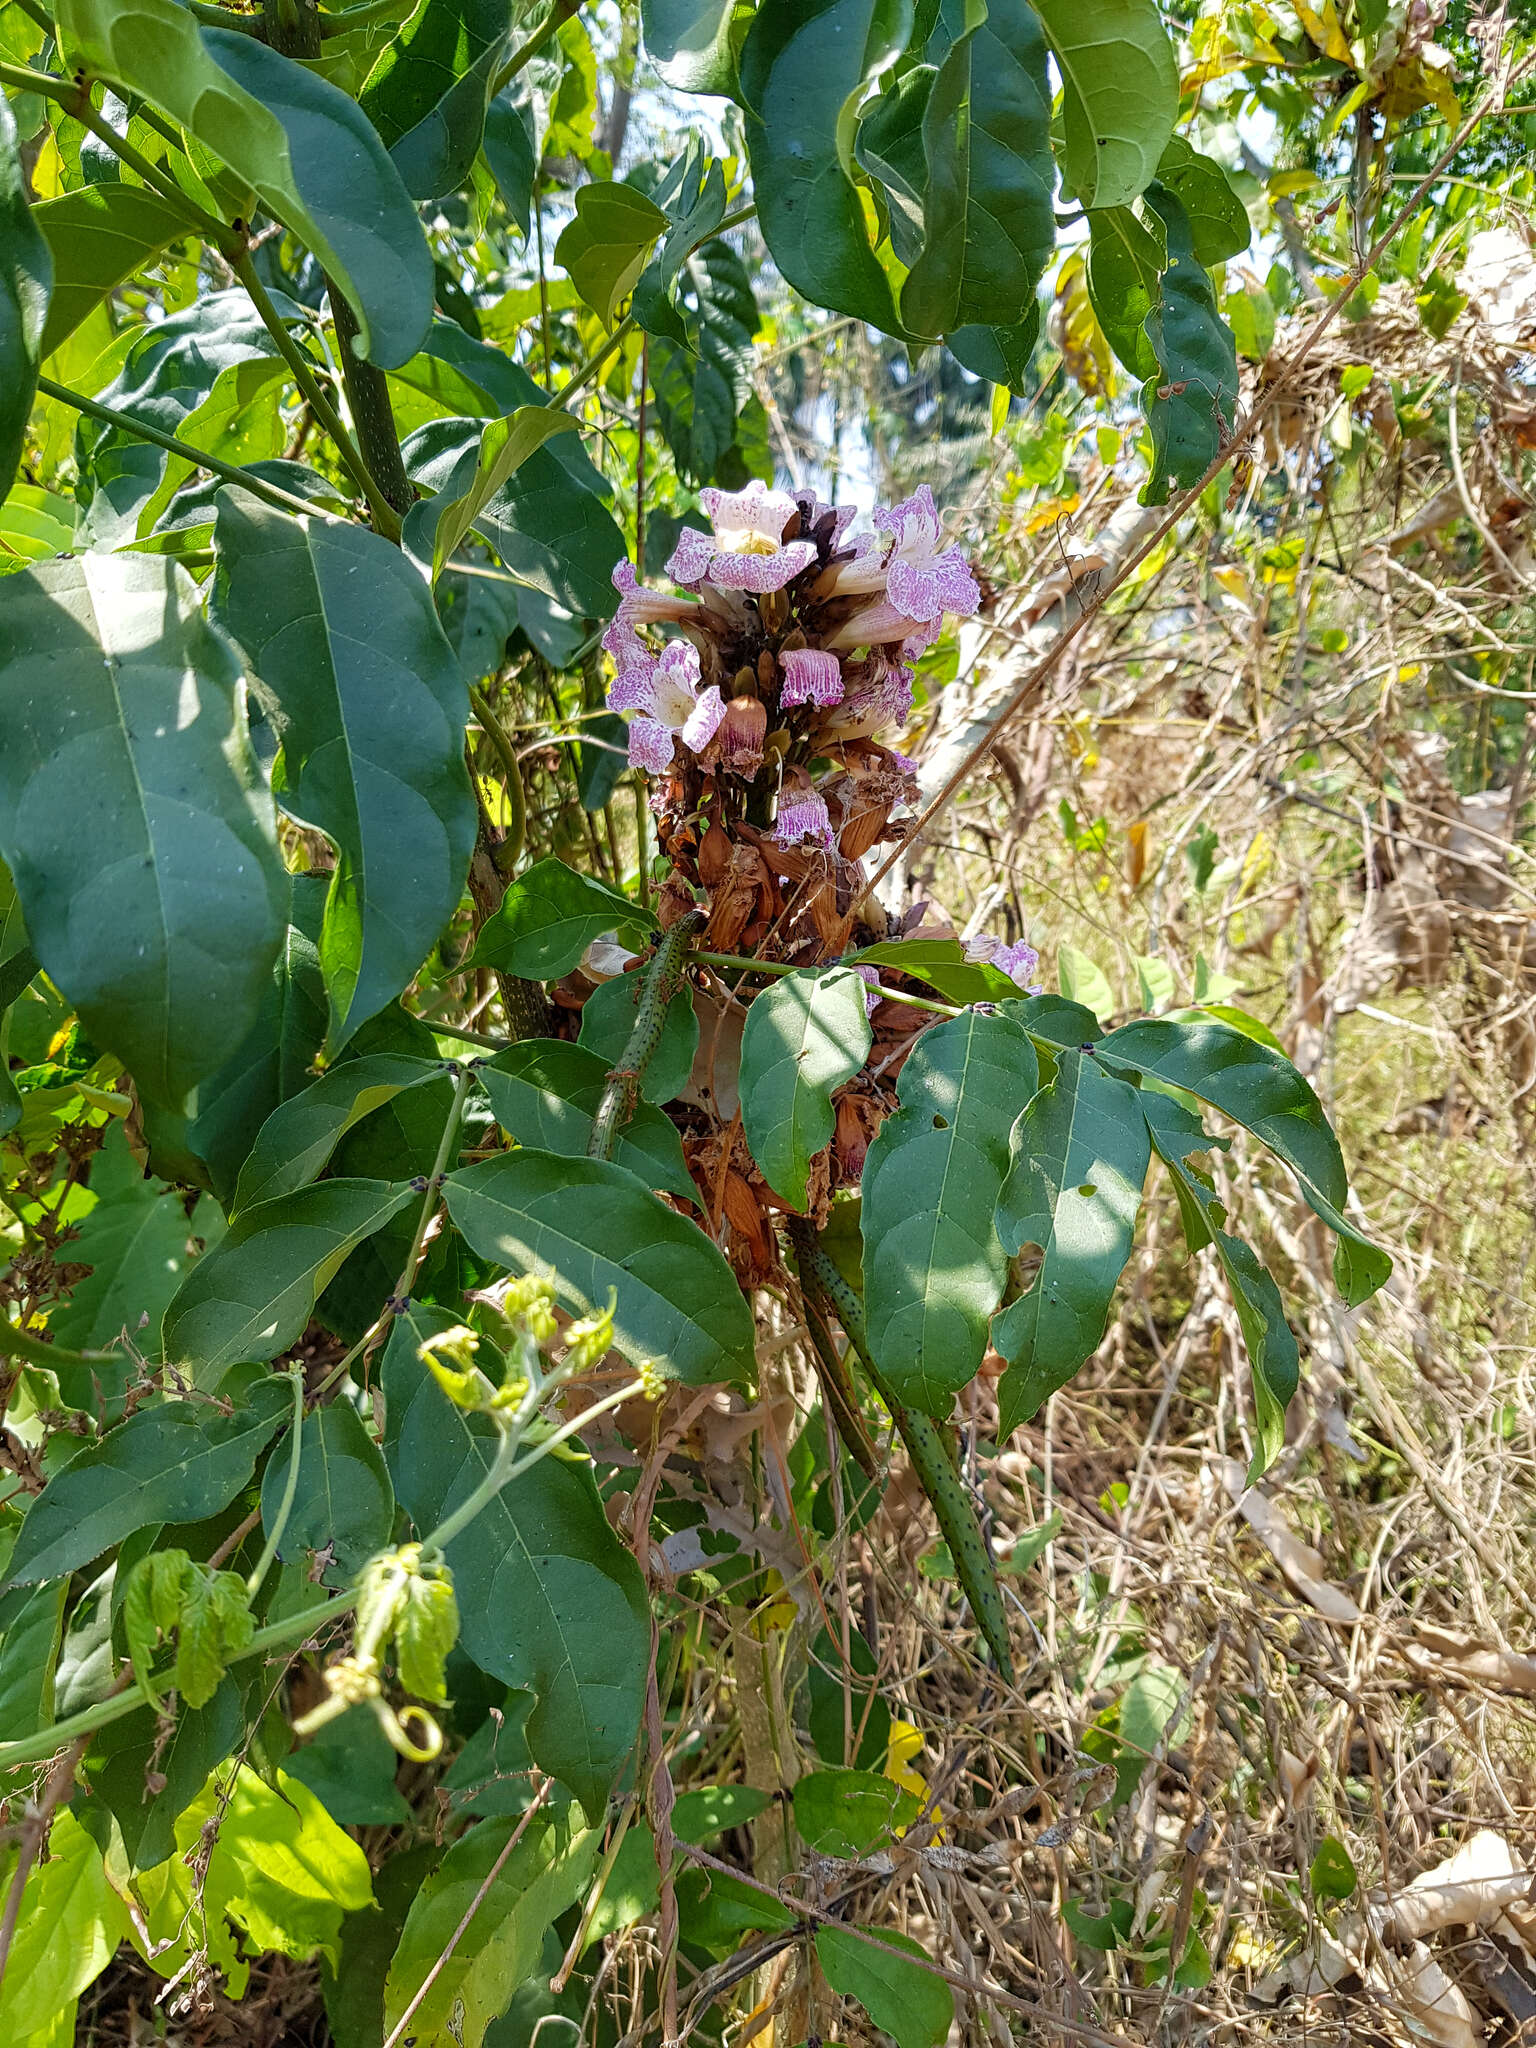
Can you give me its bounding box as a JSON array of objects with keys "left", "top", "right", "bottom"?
[
  {"left": 716, "top": 693, "right": 767, "bottom": 776},
  {"left": 608, "top": 634, "right": 724, "bottom": 772},
  {"left": 774, "top": 785, "right": 835, "bottom": 851},
  {"left": 779, "top": 647, "right": 844, "bottom": 709},
  {"left": 665, "top": 480, "right": 819, "bottom": 595},
  {"left": 965, "top": 932, "right": 1041, "bottom": 992}
]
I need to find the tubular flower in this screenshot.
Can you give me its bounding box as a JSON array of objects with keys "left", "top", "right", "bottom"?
[
  {"left": 779, "top": 647, "right": 844, "bottom": 708},
  {"left": 966, "top": 933, "right": 1042, "bottom": 991},
  {"left": 602, "top": 560, "right": 696, "bottom": 670},
  {"left": 667, "top": 481, "right": 819, "bottom": 594},
  {"left": 827, "top": 485, "right": 981, "bottom": 652},
  {"left": 774, "top": 783, "right": 835, "bottom": 851},
  {"left": 609, "top": 639, "right": 724, "bottom": 772}
]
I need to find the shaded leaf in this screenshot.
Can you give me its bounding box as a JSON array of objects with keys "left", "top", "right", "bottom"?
[
  {"left": 287, "top": 1706, "right": 412, "bottom": 1828},
  {"left": 815, "top": 1925, "right": 954, "bottom": 2048},
  {"left": 0, "top": 1580, "right": 66, "bottom": 1740},
  {"left": 648, "top": 239, "right": 760, "bottom": 484},
  {"left": 31, "top": 182, "right": 189, "bottom": 355},
  {"left": 0, "top": 91, "right": 51, "bottom": 501},
  {"left": 477, "top": 1039, "right": 696, "bottom": 1199},
  {"left": 794, "top": 1769, "right": 918, "bottom": 1858},
  {"left": 946, "top": 302, "right": 1041, "bottom": 396},
  {"left": 469, "top": 856, "right": 655, "bottom": 980},
  {"left": 0, "top": 552, "right": 286, "bottom": 1112},
  {"left": 577, "top": 971, "right": 696, "bottom": 1103},
  {"left": 556, "top": 180, "right": 669, "bottom": 326},
  {"left": 1086, "top": 203, "right": 1163, "bottom": 379},
  {"left": 991, "top": 1049, "right": 1151, "bottom": 1438},
  {"left": 852, "top": 935, "right": 1023, "bottom": 1006},
  {"left": 90, "top": 1675, "right": 247, "bottom": 1871},
  {"left": 360, "top": 0, "right": 510, "bottom": 201},
  {"left": 1138, "top": 183, "right": 1238, "bottom": 506},
  {"left": 482, "top": 89, "right": 536, "bottom": 233},
  {"left": 738, "top": 965, "right": 871, "bottom": 1211},
  {"left": 640, "top": 0, "right": 751, "bottom": 92},
  {"left": 260, "top": 1401, "right": 393, "bottom": 1580},
  {"left": 413, "top": 405, "right": 583, "bottom": 584},
  {"left": 212, "top": 495, "right": 477, "bottom": 1056},
  {"left": 444, "top": 1151, "right": 754, "bottom": 1386},
  {"left": 4, "top": 1377, "right": 291, "bottom": 1585},
  {"left": 232, "top": 1053, "right": 445, "bottom": 1214},
  {"left": 162, "top": 1179, "right": 415, "bottom": 1387},
  {"left": 1156, "top": 136, "right": 1250, "bottom": 265},
  {"left": 861, "top": 1009, "right": 1037, "bottom": 1414}
]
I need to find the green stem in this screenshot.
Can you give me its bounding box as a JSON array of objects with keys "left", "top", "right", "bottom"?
[
  {"left": 785, "top": 1218, "right": 879, "bottom": 1479},
  {"left": 36, "top": 377, "right": 321, "bottom": 520},
  {"left": 694, "top": 951, "right": 958, "bottom": 1018},
  {"left": 245, "top": 1367, "right": 305, "bottom": 1598},
  {"left": 392, "top": 1062, "right": 475, "bottom": 1301},
  {"left": 0, "top": 1320, "right": 120, "bottom": 1377},
  {"left": 553, "top": 314, "right": 634, "bottom": 410},
  {"left": 470, "top": 686, "right": 527, "bottom": 867},
  {"left": 327, "top": 280, "right": 414, "bottom": 518},
  {"left": 232, "top": 249, "right": 399, "bottom": 538},
  {"left": 187, "top": 1, "right": 267, "bottom": 31},
  {"left": 587, "top": 909, "right": 703, "bottom": 1160},
  {"left": 492, "top": 0, "right": 581, "bottom": 97},
  {"left": 0, "top": 1593, "right": 356, "bottom": 1773},
  {"left": 421, "top": 1017, "right": 510, "bottom": 1052}
]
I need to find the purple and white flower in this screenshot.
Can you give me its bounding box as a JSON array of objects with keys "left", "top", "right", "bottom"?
[
  {"left": 853, "top": 963, "right": 882, "bottom": 1015},
  {"left": 779, "top": 647, "right": 844, "bottom": 709},
  {"left": 602, "top": 560, "right": 696, "bottom": 672},
  {"left": 965, "top": 932, "right": 1042, "bottom": 992},
  {"left": 828, "top": 485, "right": 980, "bottom": 650},
  {"left": 773, "top": 786, "right": 835, "bottom": 850},
  {"left": 608, "top": 638, "right": 724, "bottom": 773},
  {"left": 666, "top": 481, "right": 818, "bottom": 595}
]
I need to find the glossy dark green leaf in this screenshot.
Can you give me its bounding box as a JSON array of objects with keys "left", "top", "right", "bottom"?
[
  {"left": 260, "top": 1401, "right": 393, "bottom": 1580},
  {"left": 648, "top": 238, "right": 760, "bottom": 485},
  {"left": 739, "top": 0, "right": 910, "bottom": 336},
  {"left": 946, "top": 302, "right": 1041, "bottom": 396},
  {"left": 1141, "top": 1089, "right": 1299, "bottom": 1474},
  {"left": 1155, "top": 136, "right": 1250, "bottom": 265},
  {"left": 402, "top": 414, "right": 627, "bottom": 618},
  {"left": 1086, "top": 204, "right": 1163, "bottom": 379},
  {"left": 56, "top": 0, "right": 434, "bottom": 366},
  {"left": 816, "top": 1925, "right": 954, "bottom": 2048},
  {"left": 556, "top": 181, "right": 669, "bottom": 326},
  {"left": 991, "top": 1049, "right": 1151, "bottom": 1438},
  {"left": 856, "top": 65, "right": 931, "bottom": 268},
  {"left": 577, "top": 970, "right": 697, "bottom": 1103},
  {"left": 444, "top": 1151, "right": 754, "bottom": 1385},
  {"left": 807, "top": 1623, "right": 889, "bottom": 1767},
  {"left": 289, "top": 1706, "right": 413, "bottom": 1828},
  {"left": 482, "top": 89, "right": 536, "bottom": 233},
  {"left": 1137, "top": 184, "right": 1238, "bottom": 507},
  {"left": 162, "top": 1178, "right": 415, "bottom": 1387},
  {"left": 414, "top": 406, "right": 583, "bottom": 586},
  {"left": 901, "top": 0, "right": 1054, "bottom": 340},
  {"left": 383, "top": 1305, "right": 650, "bottom": 1815},
  {"left": 861, "top": 1008, "right": 1037, "bottom": 1414},
  {"left": 1096, "top": 1012, "right": 1388, "bottom": 1303},
  {"left": 469, "top": 856, "right": 655, "bottom": 980},
  {"left": 0, "top": 553, "right": 287, "bottom": 1112},
  {"left": 384, "top": 1807, "right": 597, "bottom": 2040},
  {"left": 738, "top": 965, "right": 871, "bottom": 1211},
  {"left": 640, "top": 0, "right": 751, "bottom": 92},
  {"left": 1031, "top": 0, "right": 1177, "bottom": 211},
  {"left": 232, "top": 1054, "right": 445, "bottom": 1214},
  {"left": 0, "top": 1580, "right": 66, "bottom": 1739},
  {"left": 212, "top": 494, "right": 477, "bottom": 1056},
  {"left": 359, "top": 0, "right": 511, "bottom": 201},
  {"left": 4, "top": 1378, "right": 291, "bottom": 1586},
  {"left": 0, "top": 92, "right": 50, "bottom": 502},
  {"left": 47, "top": 1125, "right": 223, "bottom": 1382},
  {"left": 31, "top": 182, "right": 190, "bottom": 355},
  {"left": 477, "top": 1040, "right": 696, "bottom": 1200}
]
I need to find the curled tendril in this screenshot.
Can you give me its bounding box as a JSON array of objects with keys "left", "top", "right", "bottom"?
[
  {"left": 291, "top": 1653, "right": 382, "bottom": 1738},
  {"left": 372, "top": 1697, "right": 444, "bottom": 1763}
]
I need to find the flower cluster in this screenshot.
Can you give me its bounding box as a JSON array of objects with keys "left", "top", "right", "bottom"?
[{"left": 603, "top": 481, "right": 986, "bottom": 959}]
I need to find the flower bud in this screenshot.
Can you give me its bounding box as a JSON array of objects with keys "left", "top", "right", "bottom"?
[{"left": 717, "top": 694, "right": 767, "bottom": 776}]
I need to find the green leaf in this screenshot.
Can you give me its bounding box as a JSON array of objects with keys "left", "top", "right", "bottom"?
[
  {"left": 444, "top": 1151, "right": 755, "bottom": 1387},
  {"left": 162, "top": 1178, "right": 416, "bottom": 1387},
  {"left": 1138, "top": 184, "right": 1238, "bottom": 507},
  {"left": 861, "top": 1009, "right": 1038, "bottom": 1414},
  {"left": 794, "top": 1769, "right": 918, "bottom": 1857},
  {"left": 647, "top": 239, "right": 761, "bottom": 485},
  {"left": 807, "top": 1624, "right": 889, "bottom": 1769},
  {"left": 0, "top": 553, "right": 287, "bottom": 1112},
  {"left": 1086, "top": 203, "right": 1163, "bottom": 379},
  {"left": 188, "top": 1763, "right": 373, "bottom": 1967},
  {"left": 212, "top": 495, "right": 477, "bottom": 1056},
  {"left": 394, "top": 1567, "right": 458, "bottom": 1701},
  {"left": 383, "top": 1305, "right": 651, "bottom": 1813},
  {"left": 856, "top": 65, "right": 931, "bottom": 266},
  {"left": 1155, "top": 136, "right": 1250, "bottom": 266},
  {"left": 1031, "top": 0, "right": 1177, "bottom": 211},
  {"left": 738, "top": 0, "right": 911, "bottom": 337},
  {"left": 261, "top": 1401, "right": 394, "bottom": 1580},
  {"left": 947, "top": 303, "right": 1041, "bottom": 395},
  {"left": 413, "top": 404, "right": 583, "bottom": 584},
  {"left": 0, "top": 92, "right": 50, "bottom": 502},
  {"left": 3, "top": 1377, "right": 291, "bottom": 1585},
  {"left": 1135, "top": 953, "right": 1176, "bottom": 1013},
  {"left": 1096, "top": 1013, "right": 1388, "bottom": 1304},
  {"left": 123, "top": 1548, "right": 254, "bottom": 1708},
  {"left": 359, "top": 0, "right": 510, "bottom": 201},
  {"left": 1310, "top": 1835, "right": 1358, "bottom": 1900},
  {"left": 991, "top": 1049, "right": 1151, "bottom": 1438},
  {"left": 815, "top": 1925, "right": 954, "bottom": 2048},
  {"left": 1113, "top": 1660, "right": 1183, "bottom": 1801},
  {"left": 232, "top": 1054, "right": 446, "bottom": 1214},
  {"left": 556, "top": 180, "right": 669, "bottom": 326},
  {"left": 577, "top": 971, "right": 697, "bottom": 1103},
  {"left": 0, "top": 1810, "right": 128, "bottom": 2038},
  {"left": 738, "top": 965, "right": 871, "bottom": 1211},
  {"left": 641, "top": 0, "right": 751, "bottom": 92},
  {"left": 46, "top": 1124, "right": 222, "bottom": 1389},
  {"left": 1057, "top": 945, "right": 1115, "bottom": 1019},
  {"left": 1140, "top": 1089, "right": 1299, "bottom": 1475},
  {"left": 469, "top": 857, "right": 655, "bottom": 980},
  {"left": 0, "top": 1580, "right": 66, "bottom": 1740},
  {"left": 851, "top": 935, "right": 1023, "bottom": 1006},
  {"left": 482, "top": 89, "right": 536, "bottom": 233},
  {"left": 383, "top": 1808, "right": 597, "bottom": 2048},
  {"left": 1005, "top": 990, "right": 1106, "bottom": 1050},
  {"left": 900, "top": 0, "right": 1055, "bottom": 340},
  {"left": 30, "top": 182, "right": 189, "bottom": 355},
  {"left": 477, "top": 1039, "right": 697, "bottom": 1200},
  {"left": 56, "top": 0, "right": 434, "bottom": 366},
  {"left": 90, "top": 1675, "right": 248, "bottom": 1870},
  {"left": 287, "top": 1705, "right": 413, "bottom": 1828}
]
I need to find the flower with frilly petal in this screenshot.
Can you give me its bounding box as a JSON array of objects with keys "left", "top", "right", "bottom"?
[
  {"left": 823, "top": 655, "right": 916, "bottom": 738},
  {"left": 779, "top": 647, "right": 844, "bottom": 709},
  {"left": 602, "top": 560, "right": 696, "bottom": 671},
  {"left": 666, "top": 480, "right": 819, "bottom": 595},
  {"left": 608, "top": 638, "right": 724, "bottom": 773},
  {"left": 827, "top": 485, "right": 979, "bottom": 651},
  {"left": 774, "top": 784, "right": 835, "bottom": 850},
  {"left": 965, "top": 932, "right": 1041, "bottom": 992}
]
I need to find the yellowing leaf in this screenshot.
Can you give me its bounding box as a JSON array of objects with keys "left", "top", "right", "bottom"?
[{"left": 1292, "top": 0, "right": 1351, "bottom": 61}]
